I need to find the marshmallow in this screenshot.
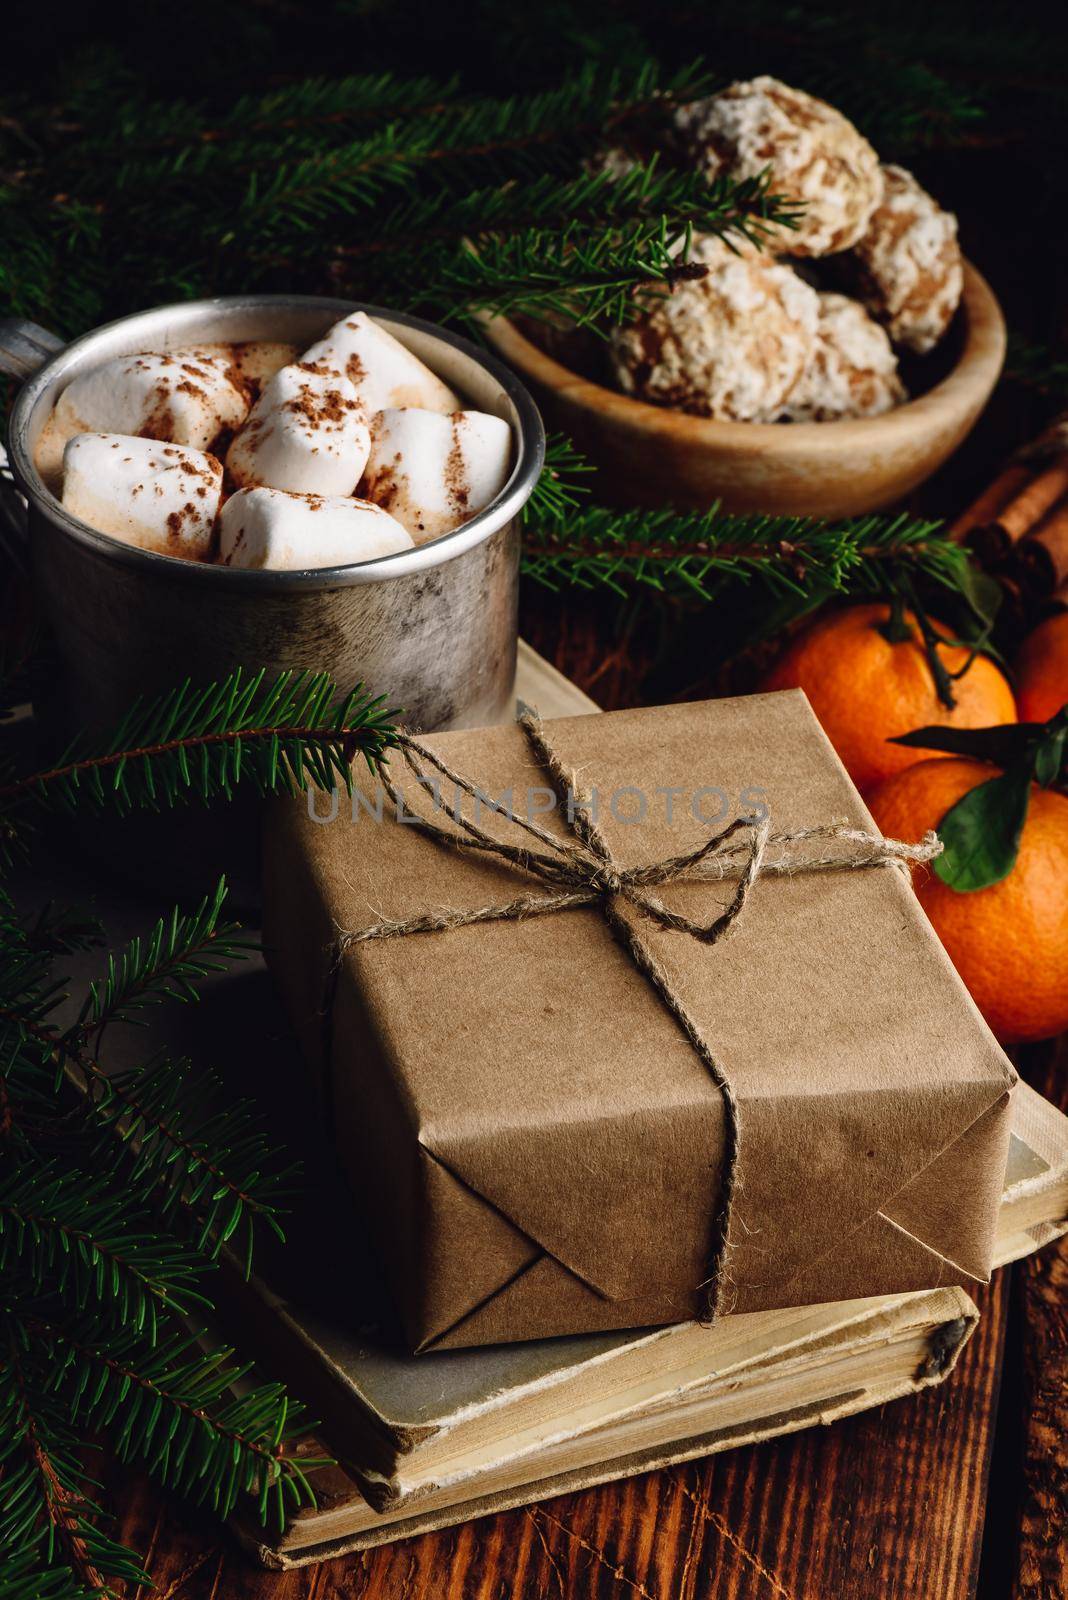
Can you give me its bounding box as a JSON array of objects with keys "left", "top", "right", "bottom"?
[
  {"left": 360, "top": 408, "right": 513, "bottom": 542},
  {"left": 226, "top": 362, "right": 370, "bottom": 496},
  {"left": 300, "top": 313, "right": 461, "bottom": 416},
  {"left": 61, "top": 434, "right": 222, "bottom": 560},
  {"left": 218, "top": 487, "right": 413, "bottom": 571},
  {"left": 54, "top": 352, "right": 249, "bottom": 451}
]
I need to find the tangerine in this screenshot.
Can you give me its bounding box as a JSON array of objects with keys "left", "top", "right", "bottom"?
[
  {"left": 764, "top": 603, "right": 1017, "bottom": 791},
  {"left": 867, "top": 757, "right": 1068, "bottom": 1043}
]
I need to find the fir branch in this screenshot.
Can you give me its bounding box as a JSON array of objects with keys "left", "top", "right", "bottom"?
[
  {"left": 0, "top": 1162, "right": 209, "bottom": 1335},
  {"left": 314, "top": 163, "right": 801, "bottom": 319},
  {"left": 0, "top": 668, "right": 398, "bottom": 818},
  {"left": 0, "top": 929, "right": 68, "bottom": 1029},
  {"left": 0, "top": 61, "right": 725, "bottom": 332},
  {"left": 0, "top": 190, "right": 108, "bottom": 342},
  {"left": 0, "top": 1335, "right": 150, "bottom": 1596},
  {"left": 124, "top": 60, "right": 714, "bottom": 219},
  {"left": 228, "top": 71, "right": 458, "bottom": 144},
  {"left": 78, "top": 878, "right": 249, "bottom": 1033},
  {"left": 524, "top": 435, "right": 596, "bottom": 528},
  {"left": 0, "top": 1549, "right": 113, "bottom": 1600},
  {"left": 520, "top": 505, "right": 985, "bottom": 608},
  {"left": 6, "top": 1016, "right": 293, "bottom": 1275},
  {"left": 0, "top": 804, "right": 29, "bottom": 879},
  {"left": 29, "top": 1315, "right": 322, "bottom": 1524},
  {"left": 296, "top": 161, "right": 800, "bottom": 268},
  {"left": 1, "top": 877, "right": 291, "bottom": 1274},
  {"left": 0, "top": 1026, "right": 67, "bottom": 1149},
  {"left": 401, "top": 215, "right": 711, "bottom": 328},
  {"left": 48, "top": 60, "right": 714, "bottom": 263},
  {"left": 85, "top": 1054, "right": 296, "bottom": 1270},
  {"left": 101, "top": 72, "right": 461, "bottom": 165},
  {"left": 0, "top": 866, "right": 324, "bottom": 1594}
]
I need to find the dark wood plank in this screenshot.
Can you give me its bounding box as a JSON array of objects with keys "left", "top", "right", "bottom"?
[
  {"left": 110, "top": 1268, "right": 1009, "bottom": 1600},
  {"left": 1012, "top": 1235, "right": 1068, "bottom": 1600},
  {"left": 1010, "top": 1042, "right": 1068, "bottom": 1600}
]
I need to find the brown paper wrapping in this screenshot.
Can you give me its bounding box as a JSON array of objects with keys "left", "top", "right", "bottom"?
[{"left": 263, "top": 691, "right": 1015, "bottom": 1353}]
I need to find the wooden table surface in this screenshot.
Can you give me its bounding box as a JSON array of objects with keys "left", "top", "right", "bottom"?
[
  {"left": 6, "top": 22, "right": 1067, "bottom": 1595},
  {"left": 101, "top": 598, "right": 1067, "bottom": 1600}
]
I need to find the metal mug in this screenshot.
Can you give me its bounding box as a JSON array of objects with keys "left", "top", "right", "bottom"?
[{"left": 0, "top": 297, "right": 545, "bottom": 737}]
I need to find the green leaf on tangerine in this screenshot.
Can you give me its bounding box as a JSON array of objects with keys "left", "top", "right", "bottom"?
[
  {"left": 933, "top": 767, "right": 1032, "bottom": 893},
  {"left": 891, "top": 721, "right": 1030, "bottom": 765},
  {"left": 951, "top": 563, "right": 1004, "bottom": 632},
  {"left": 1033, "top": 707, "right": 1068, "bottom": 787}
]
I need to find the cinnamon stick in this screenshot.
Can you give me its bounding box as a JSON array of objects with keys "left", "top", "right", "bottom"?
[
  {"left": 964, "top": 461, "right": 1068, "bottom": 567},
  {"left": 1011, "top": 498, "right": 1068, "bottom": 596},
  {"left": 992, "top": 461, "right": 1068, "bottom": 542},
  {"left": 949, "top": 462, "right": 1031, "bottom": 540},
  {"left": 965, "top": 522, "right": 1014, "bottom": 568}
]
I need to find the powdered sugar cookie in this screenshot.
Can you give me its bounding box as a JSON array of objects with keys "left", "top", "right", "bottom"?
[
  {"left": 778, "top": 293, "right": 906, "bottom": 421},
  {"left": 850, "top": 164, "right": 962, "bottom": 354},
  {"left": 609, "top": 235, "right": 819, "bottom": 420},
  {"left": 674, "top": 77, "right": 882, "bottom": 258}
]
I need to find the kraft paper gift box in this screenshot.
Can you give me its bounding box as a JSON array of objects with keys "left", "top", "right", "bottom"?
[{"left": 262, "top": 690, "right": 1015, "bottom": 1353}]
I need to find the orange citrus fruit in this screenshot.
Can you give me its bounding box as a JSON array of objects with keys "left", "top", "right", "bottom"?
[
  {"left": 1015, "top": 611, "right": 1068, "bottom": 723},
  {"left": 764, "top": 603, "right": 1017, "bottom": 792},
  {"left": 867, "top": 757, "right": 1068, "bottom": 1044}
]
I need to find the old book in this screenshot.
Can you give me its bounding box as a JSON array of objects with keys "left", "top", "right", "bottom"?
[
  {"left": 230, "top": 1076, "right": 1068, "bottom": 1568},
  {"left": 239, "top": 1289, "right": 977, "bottom": 1567}
]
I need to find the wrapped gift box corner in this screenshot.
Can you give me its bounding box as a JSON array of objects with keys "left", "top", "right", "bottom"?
[{"left": 263, "top": 691, "right": 1015, "bottom": 1352}]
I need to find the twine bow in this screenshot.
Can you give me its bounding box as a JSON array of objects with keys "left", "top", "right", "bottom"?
[{"left": 333, "top": 711, "right": 942, "bottom": 1320}]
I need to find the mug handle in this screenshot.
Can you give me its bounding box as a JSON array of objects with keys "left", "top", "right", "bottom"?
[
  {"left": 0, "top": 319, "right": 65, "bottom": 571},
  {"left": 0, "top": 317, "right": 66, "bottom": 380}
]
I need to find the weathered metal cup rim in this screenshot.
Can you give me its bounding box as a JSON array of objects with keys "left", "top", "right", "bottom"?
[{"left": 5, "top": 295, "right": 545, "bottom": 593}]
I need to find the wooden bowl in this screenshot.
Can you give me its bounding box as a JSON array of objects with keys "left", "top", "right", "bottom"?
[{"left": 482, "top": 260, "right": 1006, "bottom": 518}]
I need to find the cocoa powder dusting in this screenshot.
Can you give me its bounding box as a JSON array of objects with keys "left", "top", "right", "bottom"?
[
  {"left": 372, "top": 466, "right": 397, "bottom": 510},
  {"left": 221, "top": 347, "right": 255, "bottom": 403},
  {"left": 282, "top": 383, "right": 359, "bottom": 427},
  {"left": 443, "top": 415, "right": 469, "bottom": 517},
  {"left": 222, "top": 526, "right": 246, "bottom": 565},
  {"left": 141, "top": 403, "right": 176, "bottom": 442}
]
